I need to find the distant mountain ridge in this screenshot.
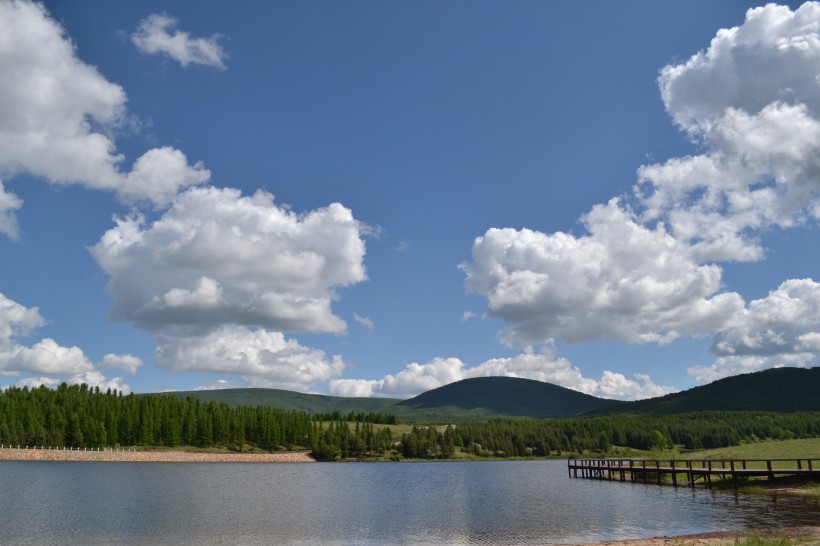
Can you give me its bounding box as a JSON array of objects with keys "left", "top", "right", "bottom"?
[
  {"left": 585, "top": 367, "right": 820, "bottom": 415},
  {"left": 170, "top": 388, "right": 400, "bottom": 415},
  {"left": 167, "top": 367, "right": 820, "bottom": 422}
]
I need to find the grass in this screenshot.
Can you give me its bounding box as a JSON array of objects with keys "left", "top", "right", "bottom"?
[
  {"left": 729, "top": 538, "right": 813, "bottom": 546},
  {"left": 647, "top": 438, "right": 820, "bottom": 461},
  {"left": 669, "top": 534, "right": 820, "bottom": 546}
]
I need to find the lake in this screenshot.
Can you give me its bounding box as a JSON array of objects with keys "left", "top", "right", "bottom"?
[{"left": 0, "top": 460, "right": 817, "bottom": 545}]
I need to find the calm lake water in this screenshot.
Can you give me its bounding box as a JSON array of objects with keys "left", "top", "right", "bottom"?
[{"left": 0, "top": 460, "right": 817, "bottom": 545}]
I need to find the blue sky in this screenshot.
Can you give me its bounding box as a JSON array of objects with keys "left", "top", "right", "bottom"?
[{"left": 0, "top": 0, "right": 817, "bottom": 398}]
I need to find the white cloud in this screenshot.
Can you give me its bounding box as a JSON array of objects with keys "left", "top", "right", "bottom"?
[
  {"left": 0, "top": 338, "right": 94, "bottom": 375},
  {"left": 0, "top": 0, "right": 209, "bottom": 237},
  {"left": 14, "top": 372, "right": 130, "bottom": 394},
  {"left": 98, "top": 353, "right": 143, "bottom": 374},
  {"left": 90, "top": 186, "right": 368, "bottom": 334},
  {"left": 353, "top": 313, "right": 375, "bottom": 333},
  {"left": 462, "top": 3, "right": 820, "bottom": 389},
  {"left": 659, "top": 3, "right": 820, "bottom": 132},
  {"left": 155, "top": 325, "right": 345, "bottom": 392},
  {"left": 0, "top": 292, "right": 44, "bottom": 342},
  {"left": 91, "top": 184, "right": 366, "bottom": 387},
  {"left": 637, "top": 102, "right": 820, "bottom": 262},
  {"left": 330, "top": 357, "right": 466, "bottom": 398},
  {"left": 329, "top": 348, "right": 675, "bottom": 401},
  {"left": 160, "top": 277, "right": 223, "bottom": 310},
  {"left": 637, "top": 3, "right": 820, "bottom": 262},
  {"left": 15, "top": 376, "right": 60, "bottom": 389},
  {"left": 461, "top": 311, "right": 477, "bottom": 321},
  {"left": 0, "top": 180, "right": 22, "bottom": 239},
  {"left": 0, "top": 293, "right": 132, "bottom": 394},
  {"left": 462, "top": 199, "right": 744, "bottom": 346},
  {"left": 132, "top": 13, "right": 227, "bottom": 69},
  {"left": 0, "top": 293, "right": 92, "bottom": 376},
  {"left": 690, "top": 278, "right": 820, "bottom": 382},
  {"left": 120, "top": 146, "right": 211, "bottom": 208}
]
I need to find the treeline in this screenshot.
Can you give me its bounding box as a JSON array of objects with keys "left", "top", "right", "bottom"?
[
  {"left": 0, "top": 383, "right": 317, "bottom": 451},
  {"left": 0, "top": 383, "right": 396, "bottom": 460},
  {"left": 416, "top": 412, "right": 820, "bottom": 458},
  {"left": 310, "top": 420, "right": 394, "bottom": 461},
  {"left": 312, "top": 410, "right": 399, "bottom": 425},
  {"left": 398, "top": 425, "right": 457, "bottom": 459}
]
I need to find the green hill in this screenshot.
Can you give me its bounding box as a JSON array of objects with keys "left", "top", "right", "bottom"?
[
  {"left": 586, "top": 367, "right": 820, "bottom": 415},
  {"left": 166, "top": 368, "right": 819, "bottom": 422},
  {"left": 170, "top": 388, "right": 400, "bottom": 414},
  {"left": 170, "top": 377, "right": 619, "bottom": 422},
  {"left": 396, "top": 376, "right": 618, "bottom": 418}
]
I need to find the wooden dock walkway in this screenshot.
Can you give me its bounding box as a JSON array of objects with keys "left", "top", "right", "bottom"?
[{"left": 568, "top": 457, "right": 820, "bottom": 488}]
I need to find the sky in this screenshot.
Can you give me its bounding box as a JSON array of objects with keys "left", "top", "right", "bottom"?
[{"left": 0, "top": 0, "right": 818, "bottom": 399}]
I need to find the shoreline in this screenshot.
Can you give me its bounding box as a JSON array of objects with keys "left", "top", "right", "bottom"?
[
  {"left": 0, "top": 447, "right": 314, "bottom": 463},
  {"left": 567, "top": 527, "right": 820, "bottom": 546},
  {"left": 560, "top": 526, "right": 820, "bottom": 546}
]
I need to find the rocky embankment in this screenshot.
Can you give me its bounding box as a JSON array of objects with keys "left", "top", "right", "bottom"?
[{"left": 0, "top": 447, "right": 314, "bottom": 463}]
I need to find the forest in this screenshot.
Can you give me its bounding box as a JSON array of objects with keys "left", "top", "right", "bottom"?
[
  {"left": 0, "top": 383, "right": 390, "bottom": 460},
  {"left": 400, "top": 412, "right": 820, "bottom": 459},
  {"left": 2, "top": 384, "right": 820, "bottom": 461}
]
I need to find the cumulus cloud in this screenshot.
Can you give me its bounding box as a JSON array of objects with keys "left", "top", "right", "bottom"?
[
  {"left": 638, "top": 3, "right": 820, "bottom": 262},
  {"left": 16, "top": 372, "right": 130, "bottom": 393},
  {"left": 463, "top": 199, "right": 744, "bottom": 346},
  {"left": 0, "top": 292, "right": 44, "bottom": 341},
  {"left": 98, "top": 353, "right": 143, "bottom": 374},
  {"left": 689, "top": 278, "right": 820, "bottom": 382},
  {"left": 660, "top": 3, "right": 820, "bottom": 131},
  {"left": 0, "top": 0, "right": 209, "bottom": 238},
  {"left": 0, "top": 293, "right": 129, "bottom": 392},
  {"left": 87, "top": 186, "right": 368, "bottom": 391},
  {"left": 461, "top": 3, "right": 820, "bottom": 385},
  {"left": 330, "top": 348, "right": 675, "bottom": 400},
  {"left": 0, "top": 339, "right": 94, "bottom": 375},
  {"left": 90, "top": 186, "right": 368, "bottom": 334},
  {"left": 155, "top": 325, "right": 345, "bottom": 392},
  {"left": 120, "top": 147, "right": 211, "bottom": 208},
  {"left": 132, "top": 13, "right": 227, "bottom": 69}
]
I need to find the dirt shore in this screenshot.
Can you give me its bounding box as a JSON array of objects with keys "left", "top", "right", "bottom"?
[
  {"left": 566, "top": 527, "right": 820, "bottom": 546},
  {"left": 0, "top": 447, "right": 314, "bottom": 463}
]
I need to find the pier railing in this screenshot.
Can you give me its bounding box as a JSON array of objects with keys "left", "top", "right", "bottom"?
[{"left": 568, "top": 457, "right": 820, "bottom": 488}]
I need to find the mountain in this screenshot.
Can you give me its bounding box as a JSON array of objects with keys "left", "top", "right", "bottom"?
[
  {"left": 396, "top": 376, "right": 619, "bottom": 418},
  {"left": 585, "top": 367, "right": 820, "bottom": 415},
  {"left": 170, "top": 388, "right": 400, "bottom": 414},
  {"left": 170, "top": 377, "right": 619, "bottom": 422},
  {"left": 166, "top": 368, "right": 820, "bottom": 423}
]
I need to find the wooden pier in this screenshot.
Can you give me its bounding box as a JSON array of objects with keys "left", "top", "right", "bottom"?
[{"left": 568, "top": 458, "right": 820, "bottom": 488}]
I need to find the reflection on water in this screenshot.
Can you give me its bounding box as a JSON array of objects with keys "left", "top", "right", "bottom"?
[{"left": 0, "top": 460, "right": 817, "bottom": 545}]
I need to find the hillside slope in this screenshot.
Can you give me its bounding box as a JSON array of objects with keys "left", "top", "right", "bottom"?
[
  {"left": 587, "top": 367, "right": 820, "bottom": 415},
  {"left": 170, "top": 388, "right": 400, "bottom": 414},
  {"left": 397, "top": 376, "right": 619, "bottom": 418}
]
